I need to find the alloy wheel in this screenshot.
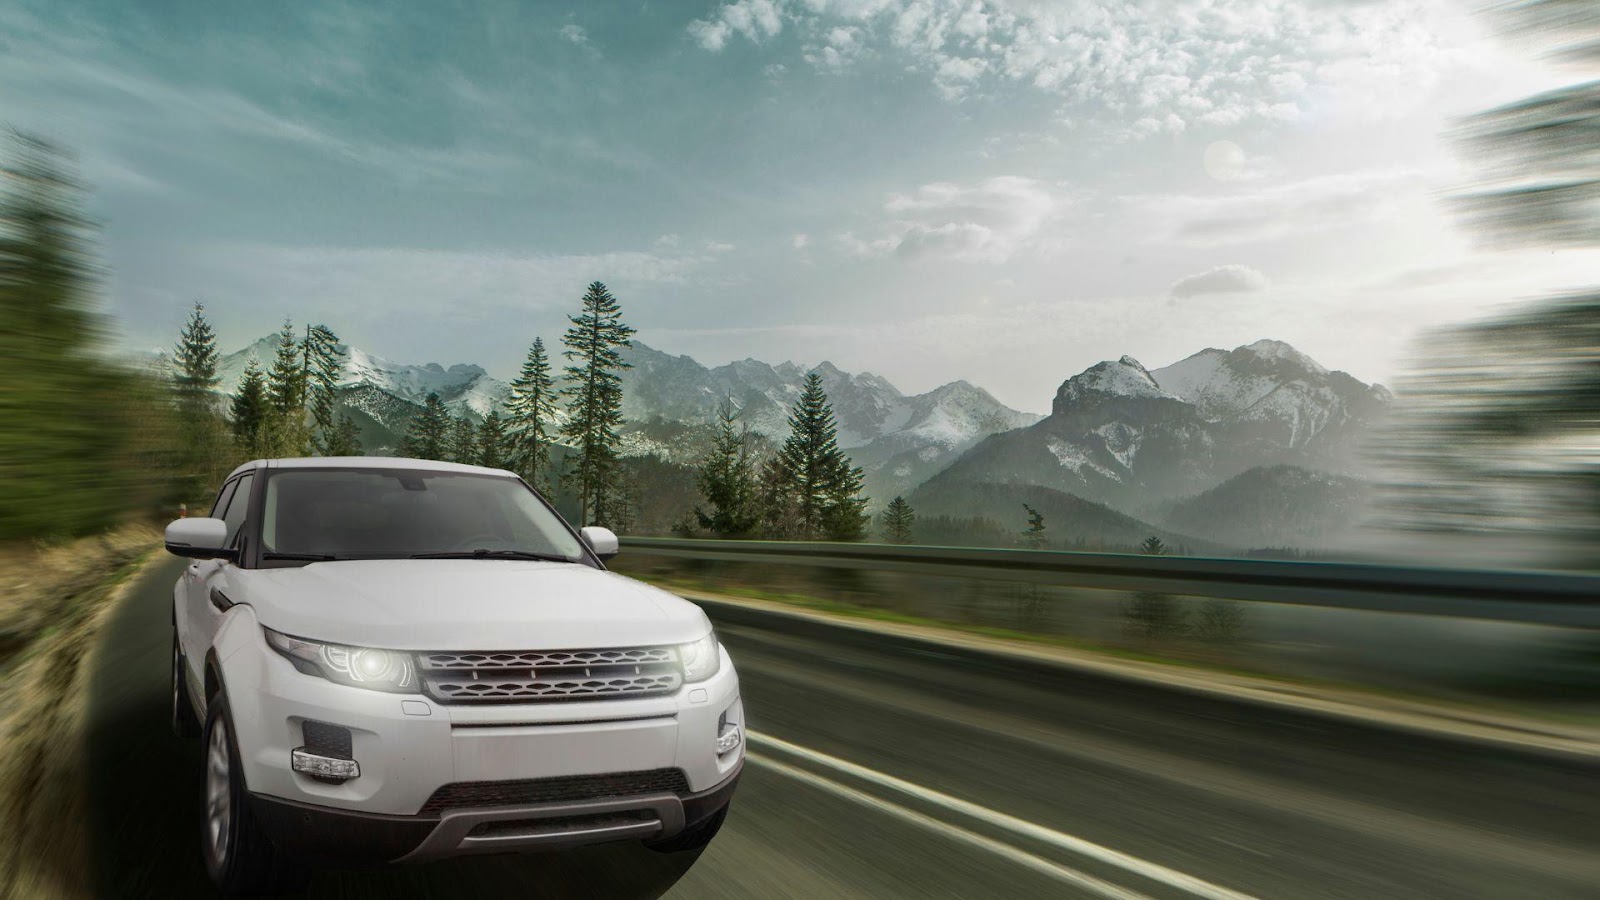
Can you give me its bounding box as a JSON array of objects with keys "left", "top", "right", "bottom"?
[{"left": 205, "top": 716, "right": 232, "bottom": 866}]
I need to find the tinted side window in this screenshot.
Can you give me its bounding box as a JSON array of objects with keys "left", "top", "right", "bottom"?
[
  {"left": 208, "top": 480, "right": 237, "bottom": 519},
  {"left": 220, "top": 474, "right": 253, "bottom": 545}
]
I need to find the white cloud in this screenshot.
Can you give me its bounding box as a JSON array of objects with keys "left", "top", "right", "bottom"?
[
  {"left": 840, "top": 175, "right": 1067, "bottom": 263},
  {"left": 559, "top": 23, "right": 588, "bottom": 45},
  {"left": 706, "top": 240, "right": 737, "bottom": 253},
  {"left": 1170, "top": 264, "right": 1270, "bottom": 298},
  {"left": 793, "top": 233, "right": 811, "bottom": 248},
  {"left": 689, "top": 0, "right": 785, "bottom": 51},
  {"left": 687, "top": 0, "right": 1490, "bottom": 135}
]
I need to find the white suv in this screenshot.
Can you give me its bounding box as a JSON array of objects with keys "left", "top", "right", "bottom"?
[{"left": 166, "top": 458, "right": 744, "bottom": 896}]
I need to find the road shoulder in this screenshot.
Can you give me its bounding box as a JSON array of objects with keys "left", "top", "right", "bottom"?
[{"left": 683, "top": 587, "right": 1600, "bottom": 762}]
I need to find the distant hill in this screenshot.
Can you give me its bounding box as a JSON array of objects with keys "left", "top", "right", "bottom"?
[
  {"left": 1162, "top": 464, "right": 1369, "bottom": 550},
  {"left": 907, "top": 480, "right": 1216, "bottom": 553}
]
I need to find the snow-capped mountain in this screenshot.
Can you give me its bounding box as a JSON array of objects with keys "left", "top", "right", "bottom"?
[
  {"left": 217, "top": 336, "right": 511, "bottom": 420},
  {"left": 916, "top": 340, "right": 1391, "bottom": 527},
  {"left": 617, "top": 341, "right": 1038, "bottom": 456},
  {"left": 209, "top": 336, "right": 1036, "bottom": 482}
]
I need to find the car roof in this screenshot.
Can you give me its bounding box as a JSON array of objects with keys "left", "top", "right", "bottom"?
[{"left": 226, "top": 457, "right": 519, "bottom": 481}]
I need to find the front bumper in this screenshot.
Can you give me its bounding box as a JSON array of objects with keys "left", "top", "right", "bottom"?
[
  {"left": 249, "top": 760, "right": 742, "bottom": 864},
  {"left": 213, "top": 609, "right": 744, "bottom": 829}
]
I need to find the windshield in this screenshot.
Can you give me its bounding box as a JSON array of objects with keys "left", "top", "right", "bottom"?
[{"left": 259, "top": 469, "right": 585, "bottom": 563}]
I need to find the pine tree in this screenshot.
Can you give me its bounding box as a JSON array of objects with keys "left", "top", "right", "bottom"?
[
  {"left": 881, "top": 496, "right": 916, "bottom": 544},
  {"left": 400, "top": 392, "right": 451, "bottom": 460},
  {"left": 765, "top": 373, "right": 869, "bottom": 540},
  {"left": 506, "top": 337, "right": 558, "bottom": 489},
  {"left": 167, "top": 300, "right": 234, "bottom": 490},
  {"left": 479, "top": 411, "right": 508, "bottom": 469},
  {"left": 229, "top": 357, "right": 268, "bottom": 457},
  {"left": 172, "top": 302, "right": 220, "bottom": 407},
  {"left": 323, "top": 414, "right": 363, "bottom": 456},
  {"left": 694, "top": 398, "right": 759, "bottom": 537},
  {"left": 302, "top": 323, "right": 344, "bottom": 454},
  {"left": 1140, "top": 535, "right": 1167, "bottom": 556},
  {"left": 264, "top": 318, "right": 309, "bottom": 455},
  {"left": 1021, "top": 503, "right": 1047, "bottom": 549},
  {"left": 559, "top": 281, "right": 636, "bottom": 527},
  {"left": 448, "top": 415, "right": 479, "bottom": 465}
]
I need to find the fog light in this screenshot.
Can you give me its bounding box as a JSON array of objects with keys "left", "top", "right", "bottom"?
[
  {"left": 291, "top": 748, "right": 360, "bottom": 780},
  {"left": 715, "top": 721, "right": 741, "bottom": 755}
]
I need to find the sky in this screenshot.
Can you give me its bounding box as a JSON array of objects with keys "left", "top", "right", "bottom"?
[{"left": 3, "top": 0, "right": 1595, "bottom": 414}]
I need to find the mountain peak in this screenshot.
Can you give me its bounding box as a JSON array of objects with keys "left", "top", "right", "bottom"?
[
  {"left": 1054, "top": 356, "right": 1176, "bottom": 412},
  {"left": 1240, "top": 339, "right": 1328, "bottom": 375}
]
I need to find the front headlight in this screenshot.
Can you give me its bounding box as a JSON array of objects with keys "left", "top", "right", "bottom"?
[
  {"left": 678, "top": 630, "right": 720, "bottom": 683},
  {"left": 263, "top": 627, "right": 418, "bottom": 694}
]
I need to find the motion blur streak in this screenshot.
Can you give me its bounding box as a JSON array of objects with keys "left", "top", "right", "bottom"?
[
  {"left": 748, "top": 733, "right": 1259, "bottom": 900},
  {"left": 746, "top": 753, "right": 1156, "bottom": 900}
]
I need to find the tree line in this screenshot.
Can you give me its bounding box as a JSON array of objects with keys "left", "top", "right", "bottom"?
[{"left": 393, "top": 282, "right": 888, "bottom": 540}]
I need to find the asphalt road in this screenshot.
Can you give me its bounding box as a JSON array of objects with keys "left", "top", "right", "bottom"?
[{"left": 75, "top": 557, "right": 1600, "bottom": 899}]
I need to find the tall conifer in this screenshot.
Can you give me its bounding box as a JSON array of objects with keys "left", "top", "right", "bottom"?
[{"left": 559, "top": 282, "right": 635, "bottom": 526}]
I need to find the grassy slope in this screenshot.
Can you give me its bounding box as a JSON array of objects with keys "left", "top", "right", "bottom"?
[{"left": 0, "top": 525, "right": 161, "bottom": 900}]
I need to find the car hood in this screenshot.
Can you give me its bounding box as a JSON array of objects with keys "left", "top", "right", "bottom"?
[{"left": 236, "top": 559, "right": 711, "bottom": 651}]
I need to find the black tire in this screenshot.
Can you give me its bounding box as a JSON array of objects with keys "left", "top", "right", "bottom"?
[
  {"left": 171, "top": 633, "right": 199, "bottom": 739},
  {"left": 647, "top": 804, "right": 729, "bottom": 853},
  {"left": 202, "top": 695, "right": 311, "bottom": 896}
]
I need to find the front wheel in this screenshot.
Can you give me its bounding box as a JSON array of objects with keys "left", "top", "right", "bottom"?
[{"left": 202, "top": 696, "right": 310, "bottom": 896}]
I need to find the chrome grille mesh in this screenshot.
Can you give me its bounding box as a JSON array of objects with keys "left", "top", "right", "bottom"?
[{"left": 417, "top": 646, "right": 682, "bottom": 704}]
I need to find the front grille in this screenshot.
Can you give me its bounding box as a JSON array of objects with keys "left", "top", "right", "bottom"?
[
  {"left": 420, "top": 768, "right": 690, "bottom": 815},
  {"left": 417, "top": 647, "right": 682, "bottom": 704}
]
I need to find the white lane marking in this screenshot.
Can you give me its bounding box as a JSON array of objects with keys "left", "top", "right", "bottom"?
[
  {"left": 749, "top": 754, "right": 1154, "bottom": 900},
  {"left": 749, "top": 730, "right": 1262, "bottom": 900}
]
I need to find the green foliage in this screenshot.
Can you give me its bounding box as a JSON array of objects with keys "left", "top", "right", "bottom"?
[
  {"left": 559, "top": 282, "right": 636, "bottom": 527},
  {"left": 880, "top": 496, "right": 916, "bottom": 544},
  {"left": 1192, "top": 599, "right": 1247, "bottom": 643},
  {"left": 229, "top": 358, "right": 269, "bottom": 458},
  {"left": 302, "top": 323, "right": 344, "bottom": 454},
  {"left": 323, "top": 414, "right": 363, "bottom": 457},
  {"left": 263, "top": 318, "right": 309, "bottom": 456},
  {"left": 166, "top": 301, "right": 234, "bottom": 492},
  {"left": 763, "top": 373, "right": 869, "bottom": 541},
  {"left": 400, "top": 392, "right": 451, "bottom": 460},
  {"left": 915, "top": 514, "right": 1013, "bottom": 548},
  {"left": 0, "top": 132, "right": 184, "bottom": 536},
  {"left": 506, "top": 336, "right": 558, "bottom": 490},
  {"left": 478, "top": 411, "right": 508, "bottom": 469},
  {"left": 1021, "top": 503, "right": 1047, "bottom": 549},
  {"left": 1140, "top": 535, "right": 1166, "bottom": 556},
  {"left": 694, "top": 399, "right": 759, "bottom": 537},
  {"left": 448, "top": 415, "right": 478, "bottom": 465},
  {"left": 172, "top": 302, "right": 219, "bottom": 403},
  {"left": 1123, "top": 593, "right": 1187, "bottom": 640}
]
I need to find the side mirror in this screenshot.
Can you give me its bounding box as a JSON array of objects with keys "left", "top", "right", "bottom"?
[
  {"left": 165, "top": 518, "right": 234, "bottom": 560},
  {"left": 579, "top": 526, "right": 619, "bottom": 561}
]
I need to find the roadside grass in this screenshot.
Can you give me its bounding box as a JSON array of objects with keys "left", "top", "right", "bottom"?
[
  {"left": 633, "top": 571, "right": 1600, "bottom": 735},
  {"left": 0, "top": 524, "right": 161, "bottom": 900}
]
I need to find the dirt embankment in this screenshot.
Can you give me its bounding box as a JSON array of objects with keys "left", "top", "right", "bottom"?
[{"left": 0, "top": 525, "right": 162, "bottom": 900}]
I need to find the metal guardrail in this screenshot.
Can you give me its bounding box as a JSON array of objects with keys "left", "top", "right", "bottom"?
[{"left": 619, "top": 537, "right": 1600, "bottom": 630}]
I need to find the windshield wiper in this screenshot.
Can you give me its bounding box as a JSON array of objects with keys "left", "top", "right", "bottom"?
[
  {"left": 409, "top": 549, "right": 576, "bottom": 563},
  {"left": 262, "top": 552, "right": 341, "bottom": 561}
]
